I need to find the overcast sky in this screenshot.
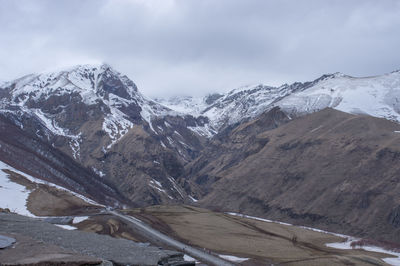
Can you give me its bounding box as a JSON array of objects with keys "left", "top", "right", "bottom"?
[{"left": 0, "top": 0, "right": 399, "bottom": 97}]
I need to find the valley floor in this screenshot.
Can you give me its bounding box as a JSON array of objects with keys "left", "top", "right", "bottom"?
[{"left": 1, "top": 164, "right": 399, "bottom": 266}]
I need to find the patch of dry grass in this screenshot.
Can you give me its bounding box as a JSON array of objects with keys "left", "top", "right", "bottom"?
[{"left": 125, "top": 205, "right": 392, "bottom": 265}]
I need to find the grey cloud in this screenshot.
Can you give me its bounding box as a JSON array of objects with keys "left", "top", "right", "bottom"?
[{"left": 0, "top": 0, "right": 399, "bottom": 97}]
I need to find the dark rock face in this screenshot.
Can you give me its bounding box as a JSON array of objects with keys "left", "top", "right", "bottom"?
[
  {"left": 100, "top": 72, "right": 133, "bottom": 99},
  {"left": 185, "top": 108, "right": 400, "bottom": 243},
  {"left": 204, "top": 93, "right": 223, "bottom": 105}
]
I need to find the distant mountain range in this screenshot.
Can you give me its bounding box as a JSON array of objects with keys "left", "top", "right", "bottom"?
[
  {"left": 156, "top": 70, "right": 400, "bottom": 130},
  {"left": 1, "top": 64, "right": 400, "bottom": 243}
]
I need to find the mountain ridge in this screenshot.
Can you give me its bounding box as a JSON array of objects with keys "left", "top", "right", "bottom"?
[
  {"left": 1, "top": 64, "right": 400, "bottom": 219},
  {"left": 155, "top": 70, "right": 400, "bottom": 131}
]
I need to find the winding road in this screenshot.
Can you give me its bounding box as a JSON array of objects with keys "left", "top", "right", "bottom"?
[{"left": 108, "top": 210, "right": 234, "bottom": 266}]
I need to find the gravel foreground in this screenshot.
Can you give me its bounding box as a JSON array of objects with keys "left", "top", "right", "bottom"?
[{"left": 0, "top": 213, "right": 188, "bottom": 265}]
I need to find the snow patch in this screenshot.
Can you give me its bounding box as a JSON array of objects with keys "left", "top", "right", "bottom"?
[
  {"left": 188, "top": 123, "right": 217, "bottom": 138},
  {"left": 189, "top": 196, "right": 198, "bottom": 202},
  {"left": 167, "top": 176, "right": 184, "bottom": 198},
  {"left": 54, "top": 224, "right": 76, "bottom": 230},
  {"left": 92, "top": 167, "right": 106, "bottom": 177},
  {"left": 218, "top": 254, "right": 249, "bottom": 262},
  {"left": 149, "top": 179, "right": 173, "bottom": 199},
  {"left": 183, "top": 254, "right": 200, "bottom": 263},
  {"left": 102, "top": 109, "right": 134, "bottom": 149},
  {"left": 73, "top": 216, "right": 89, "bottom": 224}
]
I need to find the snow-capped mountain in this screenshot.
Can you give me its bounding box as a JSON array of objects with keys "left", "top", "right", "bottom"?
[
  {"left": 155, "top": 85, "right": 297, "bottom": 130},
  {"left": 1, "top": 64, "right": 173, "bottom": 147},
  {"left": 0, "top": 64, "right": 209, "bottom": 206},
  {"left": 275, "top": 71, "right": 400, "bottom": 121},
  {"left": 0, "top": 64, "right": 210, "bottom": 156},
  {"left": 155, "top": 71, "right": 400, "bottom": 130}
]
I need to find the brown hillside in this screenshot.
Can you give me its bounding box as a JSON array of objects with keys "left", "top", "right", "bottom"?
[{"left": 186, "top": 108, "right": 400, "bottom": 243}]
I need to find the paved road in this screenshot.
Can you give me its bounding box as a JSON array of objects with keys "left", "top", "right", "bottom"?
[{"left": 109, "top": 210, "right": 235, "bottom": 266}]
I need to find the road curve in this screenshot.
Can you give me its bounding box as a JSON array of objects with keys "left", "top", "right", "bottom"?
[{"left": 108, "top": 210, "right": 235, "bottom": 266}]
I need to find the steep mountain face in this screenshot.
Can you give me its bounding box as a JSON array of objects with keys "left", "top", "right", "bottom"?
[
  {"left": 0, "top": 64, "right": 209, "bottom": 206},
  {"left": 184, "top": 108, "right": 400, "bottom": 243},
  {"left": 0, "top": 114, "right": 126, "bottom": 207},
  {"left": 180, "top": 107, "right": 291, "bottom": 197},
  {"left": 156, "top": 71, "right": 400, "bottom": 132}
]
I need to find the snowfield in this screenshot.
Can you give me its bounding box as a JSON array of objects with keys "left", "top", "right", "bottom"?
[{"left": 0, "top": 161, "right": 34, "bottom": 217}]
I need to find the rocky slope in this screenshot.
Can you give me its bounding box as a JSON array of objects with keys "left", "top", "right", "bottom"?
[
  {"left": 0, "top": 114, "right": 126, "bottom": 207},
  {"left": 184, "top": 108, "right": 400, "bottom": 243},
  {"left": 0, "top": 64, "right": 209, "bottom": 206}
]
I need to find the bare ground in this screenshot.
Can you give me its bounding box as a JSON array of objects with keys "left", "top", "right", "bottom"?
[{"left": 124, "top": 205, "right": 394, "bottom": 266}]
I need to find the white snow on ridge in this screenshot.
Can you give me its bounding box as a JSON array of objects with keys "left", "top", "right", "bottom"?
[
  {"left": 31, "top": 108, "right": 76, "bottom": 138},
  {"left": 157, "top": 71, "right": 400, "bottom": 133},
  {"left": 1, "top": 64, "right": 180, "bottom": 148},
  {"left": 154, "top": 96, "right": 208, "bottom": 117},
  {"left": 188, "top": 123, "right": 217, "bottom": 138},
  {"left": 276, "top": 72, "right": 400, "bottom": 123},
  {"left": 102, "top": 112, "right": 133, "bottom": 149},
  {"left": 3, "top": 65, "right": 400, "bottom": 144}
]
